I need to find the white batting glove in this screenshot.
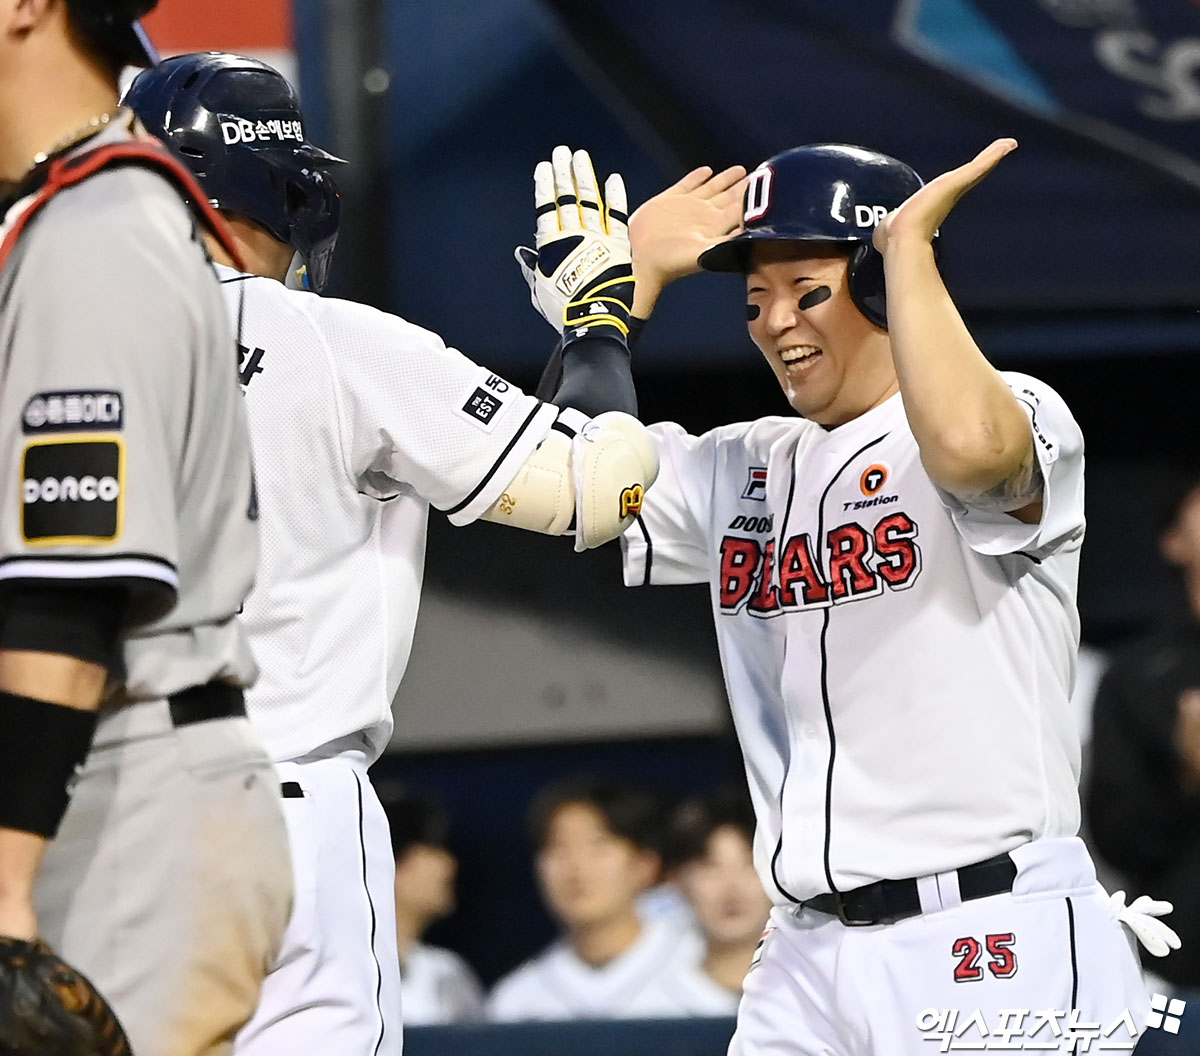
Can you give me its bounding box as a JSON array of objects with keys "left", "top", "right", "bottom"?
[
  {"left": 515, "top": 146, "right": 633, "bottom": 340},
  {"left": 1109, "top": 890, "right": 1181, "bottom": 958}
]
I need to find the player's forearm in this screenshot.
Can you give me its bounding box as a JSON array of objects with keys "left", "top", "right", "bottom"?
[
  {"left": 552, "top": 335, "right": 637, "bottom": 418},
  {"left": 0, "top": 830, "right": 46, "bottom": 938},
  {"left": 0, "top": 599, "right": 115, "bottom": 939},
  {"left": 0, "top": 655, "right": 106, "bottom": 938},
  {"left": 883, "top": 237, "right": 1034, "bottom": 503}
]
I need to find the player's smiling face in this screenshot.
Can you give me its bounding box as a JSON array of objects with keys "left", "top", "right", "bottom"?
[
  {"left": 746, "top": 243, "right": 897, "bottom": 426},
  {"left": 536, "top": 803, "right": 658, "bottom": 933}
]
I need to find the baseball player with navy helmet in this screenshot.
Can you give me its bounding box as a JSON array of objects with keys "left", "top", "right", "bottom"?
[
  {"left": 526, "top": 142, "right": 1183, "bottom": 1053},
  {"left": 0, "top": 7, "right": 291, "bottom": 1056},
  {"left": 126, "top": 52, "right": 660, "bottom": 1055}
]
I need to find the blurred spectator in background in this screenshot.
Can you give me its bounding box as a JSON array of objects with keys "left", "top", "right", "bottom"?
[
  {"left": 487, "top": 775, "right": 695, "bottom": 1021},
  {"left": 382, "top": 789, "right": 484, "bottom": 1024},
  {"left": 1087, "top": 464, "right": 1200, "bottom": 990},
  {"left": 647, "top": 785, "right": 771, "bottom": 1015}
]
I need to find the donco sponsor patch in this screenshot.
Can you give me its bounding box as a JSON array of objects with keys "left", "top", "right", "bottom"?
[
  {"left": 23, "top": 391, "right": 122, "bottom": 433},
  {"left": 22, "top": 438, "right": 123, "bottom": 544}
]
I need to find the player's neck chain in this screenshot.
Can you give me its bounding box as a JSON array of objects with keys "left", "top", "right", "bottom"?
[
  {"left": 31, "top": 107, "right": 125, "bottom": 167},
  {"left": 2, "top": 109, "right": 128, "bottom": 214}
]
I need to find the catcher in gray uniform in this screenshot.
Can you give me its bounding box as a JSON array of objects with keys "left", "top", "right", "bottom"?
[{"left": 0, "top": 3, "right": 291, "bottom": 1054}]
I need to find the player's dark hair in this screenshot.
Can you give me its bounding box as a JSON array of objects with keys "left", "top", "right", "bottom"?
[
  {"left": 378, "top": 787, "right": 452, "bottom": 860},
  {"left": 665, "top": 784, "right": 756, "bottom": 871},
  {"left": 528, "top": 774, "right": 664, "bottom": 854},
  {"left": 64, "top": 0, "right": 156, "bottom": 74}
]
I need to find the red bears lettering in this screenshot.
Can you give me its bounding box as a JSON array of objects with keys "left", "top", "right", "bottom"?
[
  {"left": 719, "top": 537, "right": 761, "bottom": 609},
  {"left": 719, "top": 512, "right": 921, "bottom": 614},
  {"left": 778, "top": 534, "right": 828, "bottom": 606}
]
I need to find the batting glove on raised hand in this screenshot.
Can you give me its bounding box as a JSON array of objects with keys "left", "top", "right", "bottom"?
[
  {"left": 0, "top": 936, "right": 131, "bottom": 1054},
  {"left": 515, "top": 145, "right": 634, "bottom": 345}
]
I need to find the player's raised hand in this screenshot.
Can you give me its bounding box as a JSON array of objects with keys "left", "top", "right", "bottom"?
[
  {"left": 872, "top": 139, "right": 1017, "bottom": 255},
  {"left": 628, "top": 163, "right": 748, "bottom": 298},
  {"left": 515, "top": 146, "right": 634, "bottom": 342}
]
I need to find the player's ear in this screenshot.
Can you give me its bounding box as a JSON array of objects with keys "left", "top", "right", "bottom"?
[{"left": 8, "top": 0, "right": 53, "bottom": 35}]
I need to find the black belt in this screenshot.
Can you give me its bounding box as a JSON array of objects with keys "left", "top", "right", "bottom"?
[
  {"left": 167, "top": 682, "right": 246, "bottom": 728},
  {"left": 804, "top": 852, "right": 1018, "bottom": 926}
]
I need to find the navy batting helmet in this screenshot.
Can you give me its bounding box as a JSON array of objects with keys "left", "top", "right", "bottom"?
[
  {"left": 124, "top": 53, "right": 345, "bottom": 293},
  {"left": 698, "top": 144, "right": 927, "bottom": 329}
]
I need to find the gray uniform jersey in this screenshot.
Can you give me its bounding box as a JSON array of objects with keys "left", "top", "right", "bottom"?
[{"left": 0, "top": 117, "right": 258, "bottom": 697}]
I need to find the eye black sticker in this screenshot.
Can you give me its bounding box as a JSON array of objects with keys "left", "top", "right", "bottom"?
[{"left": 798, "top": 286, "right": 832, "bottom": 311}]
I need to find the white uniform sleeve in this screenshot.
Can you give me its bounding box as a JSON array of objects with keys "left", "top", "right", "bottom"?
[
  {"left": 936, "top": 374, "right": 1084, "bottom": 558},
  {"left": 621, "top": 422, "right": 715, "bottom": 586},
  {"left": 313, "top": 299, "right": 557, "bottom": 525}
]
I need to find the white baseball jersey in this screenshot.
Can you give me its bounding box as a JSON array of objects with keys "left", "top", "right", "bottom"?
[
  {"left": 215, "top": 265, "right": 558, "bottom": 761},
  {"left": 400, "top": 943, "right": 485, "bottom": 1025},
  {"left": 622, "top": 374, "right": 1085, "bottom": 903},
  {"left": 486, "top": 918, "right": 701, "bottom": 1022}
]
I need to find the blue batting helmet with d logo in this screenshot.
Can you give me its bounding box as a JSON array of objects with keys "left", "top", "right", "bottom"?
[{"left": 699, "top": 144, "right": 927, "bottom": 329}]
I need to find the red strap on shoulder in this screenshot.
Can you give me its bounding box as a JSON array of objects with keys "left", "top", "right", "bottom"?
[{"left": 0, "top": 139, "right": 245, "bottom": 274}]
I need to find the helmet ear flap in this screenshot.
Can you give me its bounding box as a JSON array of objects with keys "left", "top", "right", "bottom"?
[
  {"left": 846, "top": 234, "right": 942, "bottom": 331},
  {"left": 847, "top": 242, "right": 888, "bottom": 330}
]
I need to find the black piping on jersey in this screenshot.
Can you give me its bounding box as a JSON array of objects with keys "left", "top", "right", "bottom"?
[
  {"left": 217, "top": 274, "right": 256, "bottom": 285},
  {"left": 551, "top": 417, "right": 578, "bottom": 439},
  {"left": 0, "top": 552, "right": 176, "bottom": 572},
  {"left": 445, "top": 402, "right": 545, "bottom": 516},
  {"left": 353, "top": 771, "right": 387, "bottom": 1056},
  {"left": 1065, "top": 898, "right": 1079, "bottom": 1011},
  {"left": 767, "top": 433, "right": 889, "bottom": 905},
  {"left": 763, "top": 432, "right": 801, "bottom": 902},
  {"left": 634, "top": 514, "right": 653, "bottom": 587}
]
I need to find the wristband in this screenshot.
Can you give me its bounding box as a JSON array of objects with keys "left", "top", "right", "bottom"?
[{"left": 0, "top": 691, "right": 97, "bottom": 838}]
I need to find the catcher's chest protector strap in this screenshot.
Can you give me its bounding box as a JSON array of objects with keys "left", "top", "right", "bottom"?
[{"left": 0, "top": 140, "right": 244, "bottom": 273}]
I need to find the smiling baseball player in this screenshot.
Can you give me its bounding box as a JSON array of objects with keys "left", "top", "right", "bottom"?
[
  {"left": 126, "top": 52, "right": 657, "bottom": 1056},
  {"left": 524, "top": 141, "right": 1182, "bottom": 1054},
  {"left": 0, "top": 7, "right": 291, "bottom": 1056}
]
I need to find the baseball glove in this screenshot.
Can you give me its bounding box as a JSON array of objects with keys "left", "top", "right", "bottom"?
[{"left": 0, "top": 936, "right": 131, "bottom": 1055}]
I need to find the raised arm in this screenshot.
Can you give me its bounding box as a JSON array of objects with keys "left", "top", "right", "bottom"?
[{"left": 873, "top": 139, "right": 1041, "bottom": 521}]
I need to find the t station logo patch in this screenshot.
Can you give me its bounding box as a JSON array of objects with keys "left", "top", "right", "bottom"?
[
  {"left": 844, "top": 463, "right": 898, "bottom": 513},
  {"left": 860, "top": 463, "right": 888, "bottom": 496}
]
